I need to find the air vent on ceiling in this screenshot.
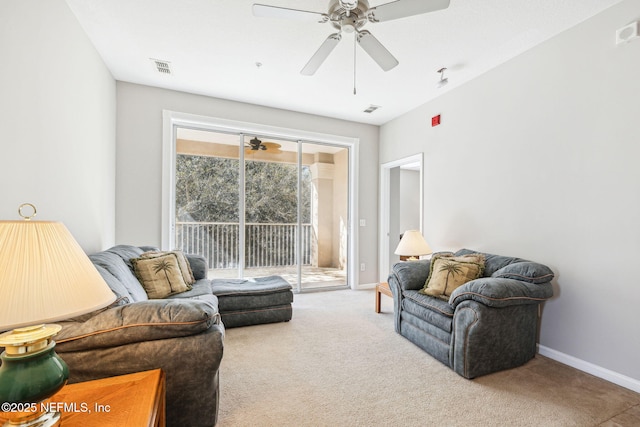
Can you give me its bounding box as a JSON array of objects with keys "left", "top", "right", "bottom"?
[
  {"left": 363, "top": 105, "right": 381, "bottom": 113},
  {"left": 151, "top": 59, "right": 172, "bottom": 75}
]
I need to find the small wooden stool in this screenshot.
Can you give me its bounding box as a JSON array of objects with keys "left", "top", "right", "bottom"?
[{"left": 375, "top": 282, "right": 393, "bottom": 313}]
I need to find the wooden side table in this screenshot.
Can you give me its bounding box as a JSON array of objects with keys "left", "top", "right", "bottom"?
[
  {"left": 375, "top": 282, "right": 393, "bottom": 313},
  {"left": 0, "top": 369, "right": 166, "bottom": 427}
]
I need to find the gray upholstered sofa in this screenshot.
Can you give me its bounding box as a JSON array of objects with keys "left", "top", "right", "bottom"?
[
  {"left": 55, "top": 245, "right": 225, "bottom": 427},
  {"left": 388, "top": 248, "right": 554, "bottom": 378}
]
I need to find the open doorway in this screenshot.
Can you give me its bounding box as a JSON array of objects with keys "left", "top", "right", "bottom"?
[{"left": 379, "top": 154, "right": 424, "bottom": 281}]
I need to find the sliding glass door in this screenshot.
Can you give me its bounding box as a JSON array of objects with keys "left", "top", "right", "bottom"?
[
  {"left": 300, "top": 141, "right": 349, "bottom": 290},
  {"left": 243, "top": 136, "right": 302, "bottom": 284},
  {"left": 172, "top": 127, "right": 349, "bottom": 291},
  {"left": 174, "top": 128, "right": 241, "bottom": 278}
]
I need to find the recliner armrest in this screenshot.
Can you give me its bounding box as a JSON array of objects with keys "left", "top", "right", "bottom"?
[
  {"left": 449, "top": 277, "right": 553, "bottom": 309},
  {"left": 388, "top": 259, "right": 431, "bottom": 291},
  {"left": 56, "top": 299, "right": 221, "bottom": 352}
]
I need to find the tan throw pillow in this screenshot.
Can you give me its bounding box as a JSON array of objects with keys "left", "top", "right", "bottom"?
[
  {"left": 420, "top": 253, "right": 485, "bottom": 300},
  {"left": 139, "top": 250, "right": 196, "bottom": 286},
  {"left": 131, "top": 253, "right": 192, "bottom": 299}
]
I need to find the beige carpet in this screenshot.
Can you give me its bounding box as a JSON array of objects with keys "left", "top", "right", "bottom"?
[{"left": 217, "top": 289, "right": 640, "bottom": 426}]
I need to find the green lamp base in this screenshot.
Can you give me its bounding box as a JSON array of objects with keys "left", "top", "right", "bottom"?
[{"left": 0, "top": 326, "right": 69, "bottom": 427}]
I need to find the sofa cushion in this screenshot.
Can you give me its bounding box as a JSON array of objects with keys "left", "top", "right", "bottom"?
[
  {"left": 221, "top": 304, "right": 292, "bottom": 328},
  {"left": 89, "top": 251, "right": 149, "bottom": 302},
  {"left": 93, "top": 264, "right": 130, "bottom": 306},
  {"left": 55, "top": 299, "right": 220, "bottom": 352},
  {"left": 455, "top": 249, "right": 527, "bottom": 277},
  {"left": 105, "top": 245, "right": 146, "bottom": 271},
  {"left": 139, "top": 250, "right": 196, "bottom": 286},
  {"left": 167, "top": 279, "right": 214, "bottom": 299},
  {"left": 491, "top": 261, "right": 554, "bottom": 284},
  {"left": 211, "top": 276, "right": 293, "bottom": 311},
  {"left": 167, "top": 292, "right": 219, "bottom": 312},
  {"left": 421, "top": 253, "right": 485, "bottom": 299},
  {"left": 132, "top": 253, "right": 193, "bottom": 299},
  {"left": 185, "top": 254, "right": 208, "bottom": 280},
  {"left": 402, "top": 290, "right": 453, "bottom": 332}
]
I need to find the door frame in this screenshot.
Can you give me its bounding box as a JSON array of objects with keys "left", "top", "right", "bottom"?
[
  {"left": 161, "top": 110, "right": 360, "bottom": 289},
  {"left": 378, "top": 153, "right": 424, "bottom": 282}
]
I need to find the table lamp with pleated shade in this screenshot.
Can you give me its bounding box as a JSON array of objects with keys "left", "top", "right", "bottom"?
[
  {"left": 0, "top": 204, "right": 115, "bottom": 427},
  {"left": 394, "top": 229, "right": 432, "bottom": 260}
]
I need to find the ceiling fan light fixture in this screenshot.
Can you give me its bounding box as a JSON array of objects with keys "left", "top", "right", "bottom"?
[
  {"left": 436, "top": 67, "right": 448, "bottom": 88},
  {"left": 254, "top": 0, "right": 450, "bottom": 79},
  {"left": 342, "top": 21, "right": 357, "bottom": 33}
]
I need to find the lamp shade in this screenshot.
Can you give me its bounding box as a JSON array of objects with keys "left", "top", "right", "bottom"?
[
  {"left": 394, "top": 230, "right": 432, "bottom": 257},
  {"left": 0, "top": 220, "right": 116, "bottom": 331}
]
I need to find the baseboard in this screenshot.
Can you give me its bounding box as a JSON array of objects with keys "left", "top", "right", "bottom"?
[
  {"left": 538, "top": 345, "right": 640, "bottom": 393},
  {"left": 355, "top": 282, "right": 377, "bottom": 290}
]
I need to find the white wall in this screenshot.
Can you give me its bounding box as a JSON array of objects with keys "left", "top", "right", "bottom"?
[
  {"left": 0, "top": 0, "right": 116, "bottom": 253},
  {"left": 399, "top": 169, "right": 420, "bottom": 233},
  {"left": 116, "top": 83, "right": 380, "bottom": 285},
  {"left": 381, "top": 0, "right": 640, "bottom": 384}
]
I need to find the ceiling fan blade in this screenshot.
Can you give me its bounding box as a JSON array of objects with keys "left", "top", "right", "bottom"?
[
  {"left": 369, "top": 0, "right": 450, "bottom": 22},
  {"left": 356, "top": 30, "right": 398, "bottom": 71},
  {"left": 252, "top": 4, "right": 327, "bottom": 23},
  {"left": 262, "top": 142, "right": 282, "bottom": 149},
  {"left": 263, "top": 142, "right": 283, "bottom": 154},
  {"left": 300, "top": 33, "right": 341, "bottom": 76}
]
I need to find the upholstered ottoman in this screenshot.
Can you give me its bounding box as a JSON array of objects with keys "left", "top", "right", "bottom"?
[{"left": 211, "top": 275, "right": 293, "bottom": 328}]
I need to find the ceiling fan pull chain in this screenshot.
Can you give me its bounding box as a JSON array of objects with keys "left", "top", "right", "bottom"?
[
  {"left": 353, "top": 34, "right": 357, "bottom": 95},
  {"left": 255, "top": 0, "right": 450, "bottom": 81}
]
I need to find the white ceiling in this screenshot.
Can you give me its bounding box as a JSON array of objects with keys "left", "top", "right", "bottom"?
[{"left": 65, "top": 0, "right": 622, "bottom": 125}]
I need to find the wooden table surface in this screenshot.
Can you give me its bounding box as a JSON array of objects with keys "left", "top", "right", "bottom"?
[{"left": 0, "top": 369, "right": 165, "bottom": 427}]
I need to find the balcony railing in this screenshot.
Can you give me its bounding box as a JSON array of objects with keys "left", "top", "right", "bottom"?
[{"left": 176, "top": 222, "right": 313, "bottom": 270}]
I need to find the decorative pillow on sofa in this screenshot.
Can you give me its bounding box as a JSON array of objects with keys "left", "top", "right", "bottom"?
[
  {"left": 131, "top": 253, "right": 193, "bottom": 299},
  {"left": 139, "top": 250, "right": 196, "bottom": 286},
  {"left": 420, "top": 253, "right": 485, "bottom": 300},
  {"left": 491, "top": 261, "right": 554, "bottom": 284}
]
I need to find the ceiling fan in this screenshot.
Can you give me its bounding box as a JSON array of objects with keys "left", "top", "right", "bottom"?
[
  {"left": 245, "top": 137, "right": 282, "bottom": 153},
  {"left": 252, "top": 0, "right": 450, "bottom": 76}
]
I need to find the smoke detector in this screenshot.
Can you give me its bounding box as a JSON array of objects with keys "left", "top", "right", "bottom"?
[{"left": 616, "top": 21, "right": 639, "bottom": 44}]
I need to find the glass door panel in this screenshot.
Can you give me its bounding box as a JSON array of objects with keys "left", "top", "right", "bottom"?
[
  {"left": 174, "top": 128, "right": 240, "bottom": 279},
  {"left": 243, "top": 136, "right": 299, "bottom": 285},
  {"left": 300, "top": 142, "right": 349, "bottom": 290}
]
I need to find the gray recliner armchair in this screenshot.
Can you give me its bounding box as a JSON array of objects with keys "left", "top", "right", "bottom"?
[{"left": 387, "top": 249, "right": 554, "bottom": 378}]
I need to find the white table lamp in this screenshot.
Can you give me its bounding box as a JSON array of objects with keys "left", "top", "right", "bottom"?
[
  {"left": 0, "top": 204, "right": 116, "bottom": 427},
  {"left": 394, "top": 230, "right": 432, "bottom": 260}
]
